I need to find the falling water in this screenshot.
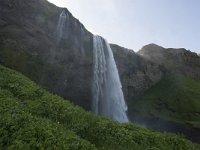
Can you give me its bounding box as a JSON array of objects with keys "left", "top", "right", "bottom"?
[
  {"left": 92, "top": 35, "right": 129, "bottom": 122},
  {"left": 56, "top": 10, "right": 67, "bottom": 43}
]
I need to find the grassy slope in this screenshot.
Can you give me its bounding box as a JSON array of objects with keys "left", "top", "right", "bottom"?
[
  {"left": 130, "top": 74, "right": 200, "bottom": 128},
  {"left": 0, "top": 65, "right": 199, "bottom": 150}
]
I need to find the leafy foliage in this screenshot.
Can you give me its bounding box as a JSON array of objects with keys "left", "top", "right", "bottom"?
[{"left": 0, "top": 65, "right": 199, "bottom": 149}]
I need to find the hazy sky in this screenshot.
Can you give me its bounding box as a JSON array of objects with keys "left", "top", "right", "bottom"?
[{"left": 47, "top": 0, "right": 200, "bottom": 53}]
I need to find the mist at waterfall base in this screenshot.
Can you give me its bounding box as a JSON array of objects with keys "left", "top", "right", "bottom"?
[
  {"left": 56, "top": 10, "right": 128, "bottom": 122},
  {"left": 92, "top": 36, "right": 129, "bottom": 122}
]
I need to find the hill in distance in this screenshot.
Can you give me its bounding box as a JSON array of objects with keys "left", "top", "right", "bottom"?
[{"left": 127, "top": 44, "right": 200, "bottom": 143}]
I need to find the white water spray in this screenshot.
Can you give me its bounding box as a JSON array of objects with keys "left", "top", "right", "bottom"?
[
  {"left": 56, "top": 10, "right": 67, "bottom": 43},
  {"left": 92, "top": 35, "right": 129, "bottom": 122}
]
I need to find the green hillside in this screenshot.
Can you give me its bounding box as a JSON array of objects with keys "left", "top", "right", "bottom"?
[
  {"left": 129, "top": 74, "right": 200, "bottom": 128},
  {"left": 129, "top": 74, "right": 200, "bottom": 143},
  {"left": 0, "top": 65, "right": 199, "bottom": 150}
]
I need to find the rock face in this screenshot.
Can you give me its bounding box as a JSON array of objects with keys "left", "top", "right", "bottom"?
[
  {"left": 0, "top": 0, "right": 94, "bottom": 110},
  {"left": 138, "top": 44, "right": 200, "bottom": 80},
  {"left": 0, "top": 0, "right": 164, "bottom": 112},
  {"left": 136, "top": 44, "right": 200, "bottom": 143},
  {"left": 111, "top": 44, "right": 164, "bottom": 102}
]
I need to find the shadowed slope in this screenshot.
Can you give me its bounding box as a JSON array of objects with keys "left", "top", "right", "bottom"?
[{"left": 0, "top": 65, "right": 199, "bottom": 149}]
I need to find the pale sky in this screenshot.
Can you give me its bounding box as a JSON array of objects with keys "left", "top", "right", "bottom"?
[{"left": 47, "top": 0, "right": 200, "bottom": 53}]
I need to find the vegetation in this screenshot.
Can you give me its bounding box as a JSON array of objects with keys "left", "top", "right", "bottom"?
[
  {"left": 129, "top": 74, "right": 200, "bottom": 128},
  {"left": 0, "top": 65, "right": 199, "bottom": 149}
]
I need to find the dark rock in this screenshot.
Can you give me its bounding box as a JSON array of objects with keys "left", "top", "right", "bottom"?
[
  {"left": 0, "top": 0, "right": 164, "bottom": 111},
  {"left": 111, "top": 44, "right": 164, "bottom": 100},
  {"left": 0, "top": 0, "right": 94, "bottom": 110},
  {"left": 138, "top": 43, "right": 200, "bottom": 80}
]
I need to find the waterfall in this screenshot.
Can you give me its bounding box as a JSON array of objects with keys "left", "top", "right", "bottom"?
[
  {"left": 92, "top": 35, "right": 129, "bottom": 122},
  {"left": 56, "top": 10, "right": 67, "bottom": 44}
]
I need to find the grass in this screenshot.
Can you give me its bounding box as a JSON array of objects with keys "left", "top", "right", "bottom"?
[
  {"left": 0, "top": 65, "right": 199, "bottom": 149},
  {"left": 129, "top": 74, "right": 200, "bottom": 128}
]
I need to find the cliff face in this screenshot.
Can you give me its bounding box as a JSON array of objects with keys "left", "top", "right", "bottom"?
[
  {"left": 135, "top": 44, "right": 200, "bottom": 143},
  {"left": 0, "top": 0, "right": 94, "bottom": 110},
  {"left": 138, "top": 44, "right": 200, "bottom": 80},
  {"left": 111, "top": 44, "right": 163, "bottom": 100},
  {"left": 0, "top": 0, "right": 164, "bottom": 111}
]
